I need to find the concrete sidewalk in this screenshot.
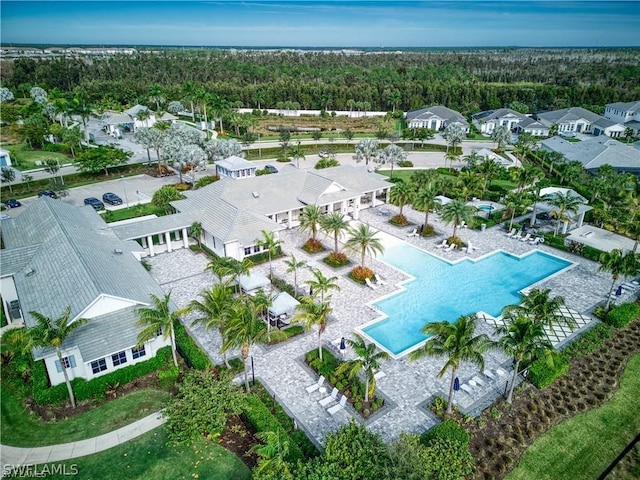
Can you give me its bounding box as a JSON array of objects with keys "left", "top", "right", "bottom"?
[{"left": 0, "top": 411, "right": 165, "bottom": 468}]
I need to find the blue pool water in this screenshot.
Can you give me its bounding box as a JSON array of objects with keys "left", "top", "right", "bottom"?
[{"left": 362, "top": 244, "right": 573, "bottom": 356}]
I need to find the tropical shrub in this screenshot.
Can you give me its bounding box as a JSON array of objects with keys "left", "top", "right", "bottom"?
[
  {"left": 173, "top": 321, "right": 212, "bottom": 370},
  {"left": 302, "top": 238, "right": 325, "bottom": 254},
  {"left": 420, "top": 418, "right": 470, "bottom": 447},
  {"left": 315, "top": 158, "right": 340, "bottom": 169},
  {"left": 323, "top": 252, "right": 350, "bottom": 268},
  {"left": 348, "top": 266, "right": 374, "bottom": 285},
  {"left": 605, "top": 302, "right": 640, "bottom": 328},
  {"left": 389, "top": 214, "right": 409, "bottom": 226},
  {"left": 561, "top": 323, "right": 613, "bottom": 358},
  {"left": 270, "top": 275, "right": 298, "bottom": 299},
  {"left": 158, "top": 365, "right": 180, "bottom": 388},
  {"left": 447, "top": 236, "right": 466, "bottom": 249},
  {"left": 528, "top": 355, "right": 569, "bottom": 389},
  {"left": 420, "top": 224, "right": 435, "bottom": 237},
  {"left": 397, "top": 160, "right": 413, "bottom": 167},
  {"left": 193, "top": 175, "right": 219, "bottom": 189}
]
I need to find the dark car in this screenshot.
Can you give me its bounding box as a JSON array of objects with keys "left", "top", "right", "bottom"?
[
  {"left": 3, "top": 199, "right": 22, "bottom": 208},
  {"left": 38, "top": 190, "right": 58, "bottom": 199},
  {"left": 264, "top": 165, "right": 278, "bottom": 174},
  {"left": 102, "top": 192, "right": 123, "bottom": 205},
  {"left": 84, "top": 197, "right": 105, "bottom": 210}
]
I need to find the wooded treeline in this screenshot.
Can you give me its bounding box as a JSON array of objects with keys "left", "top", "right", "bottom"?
[{"left": 2, "top": 48, "right": 639, "bottom": 115}]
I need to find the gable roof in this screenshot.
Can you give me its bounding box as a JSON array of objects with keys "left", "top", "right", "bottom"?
[
  {"left": 124, "top": 104, "right": 152, "bottom": 116},
  {"left": 541, "top": 136, "right": 640, "bottom": 172},
  {"left": 215, "top": 155, "right": 255, "bottom": 171},
  {"left": 0, "top": 198, "right": 166, "bottom": 326},
  {"left": 536, "top": 107, "right": 602, "bottom": 125},
  {"left": 472, "top": 108, "right": 527, "bottom": 122},
  {"left": 406, "top": 105, "right": 468, "bottom": 126},
  {"left": 606, "top": 101, "right": 640, "bottom": 113}
]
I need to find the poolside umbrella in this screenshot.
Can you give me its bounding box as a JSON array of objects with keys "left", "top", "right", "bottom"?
[
  {"left": 454, "top": 377, "right": 460, "bottom": 392},
  {"left": 339, "top": 337, "right": 346, "bottom": 357},
  {"left": 615, "top": 285, "right": 623, "bottom": 296}
]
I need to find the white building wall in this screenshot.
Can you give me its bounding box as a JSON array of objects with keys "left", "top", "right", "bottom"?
[
  {"left": 0, "top": 276, "right": 20, "bottom": 323},
  {"left": 44, "top": 346, "right": 86, "bottom": 386},
  {"left": 79, "top": 295, "right": 140, "bottom": 319}
]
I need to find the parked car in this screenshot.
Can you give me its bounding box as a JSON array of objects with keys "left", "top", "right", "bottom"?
[
  {"left": 84, "top": 197, "right": 105, "bottom": 210},
  {"left": 38, "top": 190, "right": 58, "bottom": 199},
  {"left": 0, "top": 213, "right": 11, "bottom": 220},
  {"left": 3, "top": 199, "right": 22, "bottom": 208},
  {"left": 318, "top": 150, "right": 329, "bottom": 158},
  {"left": 102, "top": 192, "right": 123, "bottom": 205},
  {"left": 264, "top": 165, "right": 278, "bottom": 174}
]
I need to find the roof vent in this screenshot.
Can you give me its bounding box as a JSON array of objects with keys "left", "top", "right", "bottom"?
[
  {"left": 252, "top": 191, "right": 260, "bottom": 198},
  {"left": 113, "top": 248, "right": 123, "bottom": 255},
  {"left": 25, "top": 267, "right": 36, "bottom": 277}
]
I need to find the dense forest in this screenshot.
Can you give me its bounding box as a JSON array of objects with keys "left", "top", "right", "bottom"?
[{"left": 1, "top": 48, "right": 639, "bottom": 115}]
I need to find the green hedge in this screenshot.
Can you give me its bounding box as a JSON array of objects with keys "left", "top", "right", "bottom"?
[
  {"left": 605, "top": 302, "right": 640, "bottom": 328},
  {"left": 173, "top": 321, "right": 212, "bottom": 370},
  {"left": 246, "top": 247, "right": 283, "bottom": 266},
  {"left": 33, "top": 347, "right": 172, "bottom": 406},
  {"left": 562, "top": 323, "right": 613, "bottom": 359},
  {"left": 420, "top": 418, "right": 470, "bottom": 447},
  {"left": 527, "top": 355, "right": 569, "bottom": 389}
]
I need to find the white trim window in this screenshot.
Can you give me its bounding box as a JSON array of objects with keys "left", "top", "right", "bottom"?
[
  {"left": 91, "top": 358, "right": 107, "bottom": 374},
  {"left": 55, "top": 355, "right": 76, "bottom": 372},
  {"left": 132, "top": 345, "right": 146, "bottom": 359},
  {"left": 111, "top": 350, "right": 127, "bottom": 367}
]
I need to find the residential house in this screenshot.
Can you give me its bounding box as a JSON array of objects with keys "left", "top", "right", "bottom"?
[
  {"left": 540, "top": 136, "right": 640, "bottom": 175},
  {"left": 516, "top": 116, "right": 550, "bottom": 137},
  {"left": 471, "top": 108, "right": 529, "bottom": 135},
  {"left": 535, "top": 107, "right": 613, "bottom": 136},
  {"left": 102, "top": 104, "right": 157, "bottom": 137},
  {"left": 406, "top": 106, "right": 469, "bottom": 132},
  {"left": 0, "top": 198, "right": 172, "bottom": 386},
  {"left": 604, "top": 101, "right": 640, "bottom": 137},
  {"left": 215, "top": 155, "right": 257, "bottom": 179}
]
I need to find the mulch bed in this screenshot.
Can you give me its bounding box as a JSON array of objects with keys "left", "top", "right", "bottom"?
[
  {"left": 467, "top": 319, "right": 640, "bottom": 480},
  {"left": 219, "top": 415, "right": 260, "bottom": 469}
]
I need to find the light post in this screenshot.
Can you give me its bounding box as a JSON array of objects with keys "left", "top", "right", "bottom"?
[
  {"left": 56, "top": 159, "right": 64, "bottom": 186},
  {"left": 120, "top": 175, "right": 129, "bottom": 207}
]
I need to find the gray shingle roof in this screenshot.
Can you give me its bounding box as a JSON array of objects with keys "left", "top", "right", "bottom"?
[
  {"left": 472, "top": 108, "right": 527, "bottom": 122},
  {"left": 606, "top": 101, "right": 640, "bottom": 113},
  {"left": 0, "top": 245, "right": 40, "bottom": 276},
  {"left": 541, "top": 136, "right": 640, "bottom": 173},
  {"left": 111, "top": 212, "right": 198, "bottom": 240},
  {"left": 536, "top": 107, "right": 602, "bottom": 125},
  {"left": 215, "top": 155, "right": 255, "bottom": 171},
  {"left": 406, "top": 105, "right": 469, "bottom": 126}
]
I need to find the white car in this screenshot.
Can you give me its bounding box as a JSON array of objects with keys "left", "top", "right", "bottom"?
[{"left": 318, "top": 150, "right": 329, "bottom": 158}]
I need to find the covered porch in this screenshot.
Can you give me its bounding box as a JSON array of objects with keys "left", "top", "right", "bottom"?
[{"left": 110, "top": 214, "right": 197, "bottom": 257}]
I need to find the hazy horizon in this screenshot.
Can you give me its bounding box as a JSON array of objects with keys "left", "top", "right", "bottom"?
[{"left": 1, "top": 1, "right": 639, "bottom": 48}]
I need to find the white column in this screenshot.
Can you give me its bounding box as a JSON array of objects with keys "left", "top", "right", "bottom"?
[
  {"left": 562, "top": 221, "right": 569, "bottom": 235},
  {"left": 353, "top": 197, "right": 361, "bottom": 220},
  {"left": 342, "top": 200, "right": 348, "bottom": 214},
  {"left": 371, "top": 191, "right": 376, "bottom": 207},
  {"left": 576, "top": 212, "right": 585, "bottom": 229},
  {"left": 385, "top": 188, "right": 390, "bottom": 203},
  {"left": 288, "top": 210, "right": 293, "bottom": 229},
  {"left": 165, "top": 232, "right": 173, "bottom": 252},
  {"left": 147, "top": 235, "right": 155, "bottom": 256},
  {"left": 141, "top": 237, "right": 147, "bottom": 248},
  {"left": 182, "top": 228, "right": 189, "bottom": 248}
]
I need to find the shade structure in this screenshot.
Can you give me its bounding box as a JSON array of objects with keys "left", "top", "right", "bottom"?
[
  {"left": 239, "top": 272, "right": 270, "bottom": 293},
  {"left": 615, "top": 285, "right": 623, "bottom": 296},
  {"left": 454, "top": 377, "right": 460, "bottom": 392},
  {"left": 268, "top": 291, "right": 300, "bottom": 317}
]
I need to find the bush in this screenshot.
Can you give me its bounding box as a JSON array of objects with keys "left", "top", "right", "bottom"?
[
  {"left": 42, "top": 142, "right": 70, "bottom": 154},
  {"left": 420, "top": 418, "right": 470, "bottom": 447},
  {"left": 389, "top": 214, "right": 409, "bottom": 226},
  {"left": 323, "top": 252, "right": 350, "bottom": 268},
  {"left": 397, "top": 160, "right": 413, "bottom": 167},
  {"left": 174, "top": 321, "right": 213, "bottom": 370},
  {"left": 420, "top": 224, "right": 435, "bottom": 237},
  {"left": 33, "top": 347, "right": 173, "bottom": 406},
  {"left": 270, "top": 275, "right": 298, "bottom": 298},
  {"left": 315, "top": 158, "right": 340, "bottom": 169},
  {"left": 605, "top": 302, "right": 640, "bottom": 328},
  {"left": 562, "top": 323, "right": 613, "bottom": 358},
  {"left": 528, "top": 355, "right": 569, "bottom": 389},
  {"left": 246, "top": 246, "right": 282, "bottom": 265},
  {"left": 447, "top": 236, "right": 466, "bottom": 249},
  {"left": 349, "top": 266, "right": 374, "bottom": 285},
  {"left": 193, "top": 175, "right": 219, "bottom": 189},
  {"left": 302, "top": 238, "right": 325, "bottom": 254}
]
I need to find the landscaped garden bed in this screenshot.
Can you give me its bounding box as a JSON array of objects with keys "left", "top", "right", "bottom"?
[
  {"left": 301, "top": 238, "right": 326, "bottom": 254},
  {"left": 323, "top": 252, "right": 351, "bottom": 269}
]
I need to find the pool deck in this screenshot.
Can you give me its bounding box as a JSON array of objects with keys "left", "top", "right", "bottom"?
[{"left": 146, "top": 203, "right": 616, "bottom": 446}]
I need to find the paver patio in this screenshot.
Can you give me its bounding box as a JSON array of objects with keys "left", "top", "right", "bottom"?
[{"left": 145, "top": 203, "right": 613, "bottom": 446}]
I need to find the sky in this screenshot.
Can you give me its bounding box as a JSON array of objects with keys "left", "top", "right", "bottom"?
[{"left": 1, "top": 1, "right": 639, "bottom": 48}]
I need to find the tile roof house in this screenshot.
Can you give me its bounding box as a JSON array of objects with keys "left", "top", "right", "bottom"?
[
  {"left": 0, "top": 198, "right": 171, "bottom": 386},
  {"left": 540, "top": 136, "right": 640, "bottom": 175},
  {"left": 405, "top": 106, "right": 469, "bottom": 132},
  {"left": 535, "top": 107, "right": 624, "bottom": 137},
  {"left": 471, "top": 108, "right": 546, "bottom": 135},
  {"left": 102, "top": 104, "right": 162, "bottom": 137},
  {"left": 604, "top": 101, "right": 640, "bottom": 137}
]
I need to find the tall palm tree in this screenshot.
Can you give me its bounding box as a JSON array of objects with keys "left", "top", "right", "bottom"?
[
  {"left": 135, "top": 107, "right": 151, "bottom": 130},
  {"left": 320, "top": 211, "right": 350, "bottom": 254},
  {"left": 28, "top": 307, "right": 89, "bottom": 408},
  {"left": 444, "top": 150, "right": 460, "bottom": 169},
  {"left": 453, "top": 171, "right": 483, "bottom": 201},
  {"left": 354, "top": 138, "right": 379, "bottom": 165},
  {"left": 409, "top": 315, "right": 492, "bottom": 414},
  {"left": 224, "top": 297, "right": 286, "bottom": 392},
  {"left": 228, "top": 258, "right": 254, "bottom": 296},
  {"left": 377, "top": 144, "right": 407, "bottom": 178},
  {"left": 206, "top": 256, "right": 236, "bottom": 284},
  {"left": 502, "top": 191, "right": 532, "bottom": 232},
  {"left": 136, "top": 292, "right": 180, "bottom": 367},
  {"left": 285, "top": 254, "right": 306, "bottom": 296},
  {"left": 475, "top": 157, "right": 502, "bottom": 197},
  {"left": 336, "top": 333, "right": 390, "bottom": 404},
  {"left": 412, "top": 185, "right": 441, "bottom": 228},
  {"left": 292, "top": 297, "right": 332, "bottom": 361},
  {"left": 344, "top": 223, "right": 385, "bottom": 269},
  {"left": 189, "top": 221, "right": 203, "bottom": 248},
  {"left": 410, "top": 169, "right": 440, "bottom": 191},
  {"left": 298, "top": 205, "right": 323, "bottom": 242},
  {"left": 306, "top": 269, "right": 340, "bottom": 303},
  {"left": 598, "top": 249, "right": 640, "bottom": 311},
  {"left": 250, "top": 429, "right": 292, "bottom": 478},
  {"left": 546, "top": 191, "right": 582, "bottom": 235},
  {"left": 188, "top": 284, "right": 234, "bottom": 368},
  {"left": 388, "top": 180, "right": 413, "bottom": 219},
  {"left": 256, "top": 230, "right": 282, "bottom": 280},
  {"left": 440, "top": 198, "right": 476, "bottom": 239},
  {"left": 510, "top": 164, "right": 543, "bottom": 194},
  {"left": 496, "top": 316, "right": 554, "bottom": 403},
  {"left": 502, "top": 288, "right": 574, "bottom": 331},
  {"left": 443, "top": 122, "right": 464, "bottom": 154}
]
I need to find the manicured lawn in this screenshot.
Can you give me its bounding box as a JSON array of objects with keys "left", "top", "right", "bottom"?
[
  {"left": 1, "top": 386, "right": 171, "bottom": 447},
  {"left": 35, "top": 428, "right": 252, "bottom": 480},
  {"left": 101, "top": 203, "right": 165, "bottom": 223},
  {"left": 506, "top": 354, "right": 640, "bottom": 480},
  {"left": 4, "top": 143, "right": 72, "bottom": 170}
]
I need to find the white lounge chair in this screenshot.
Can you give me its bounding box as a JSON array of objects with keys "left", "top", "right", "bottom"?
[
  {"left": 483, "top": 370, "right": 496, "bottom": 380},
  {"left": 512, "top": 231, "right": 524, "bottom": 241},
  {"left": 460, "top": 384, "right": 474, "bottom": 395},
  {"left": 375, "top": 275, "right": 387, "bottom": 286},
  {"left": 468, "top": 379, "right": 478, "bottom": 388},
  {"left": 529, "top": 237, "right": 542, "bottom": 245},
  {"left": 505, "top": 228, "right": 517, "bottom": 237},
  {"left": 495, "top": 368, "right": 508, "bottom": 377},
  {"left": 305, "top": 375, "right": 325, "bottom": 393},
  {"left": 373, "top": 369, "right": 386, "bottom": 380},
  {"left": 519, "top": 233, "right": 532, "bottom": 242},
  {"left": 327, "top": 395, "right": 348, "bottom": 415},
  {"left": 435, "top": 239, "right": 448, "bottom": 249},
  {"left": 319, "top": 387, "right": 339, "bottom": 407},
  {"left": 472, "top": 375, "right": 486, "bottom": 387},
  {"left": 460, "top": 221, "right": 467, "bottom": 229},
  {"left": 443, "top": 243, "right": 456, "bottom": 253},
  {"left": 406, "top": 228, "right": 418, "bottom": 237},
  {"left": 365, "top": 278, "right": 379, "bottom": 290}
]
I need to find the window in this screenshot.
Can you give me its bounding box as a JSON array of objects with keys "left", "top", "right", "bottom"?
[
  {"left": 91, "top": 358, "right": 107, "bottom": 374},
  {"left": 244, "top": 247, "right": 251, "bottom": 255},
  {"left": 111, "top": 350, "right": 127, "bottom": 366},
  {"left": 54, "top": 355, "right": 76, "bottom": 372},
  {"left": 155, "top": 328, "right": 163, "bottom": 337},
  {"left": 132, "top": 345, "right": 146, "bottom": 359},
  {"left": 253, "top": 245, "right": 260, "bottom": 253}
]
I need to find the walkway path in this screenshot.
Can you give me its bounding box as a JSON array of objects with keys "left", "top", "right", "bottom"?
[{"left": 0, "top": 411, "right": 165, "bottom": 468}]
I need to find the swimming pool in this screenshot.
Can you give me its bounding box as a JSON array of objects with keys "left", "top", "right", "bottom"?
[
  {"left": 361, "top": 244, "right": 573, "bottom": 357},
  {"left": 477, "top": 204, "right": 496, "bottom": 212}
]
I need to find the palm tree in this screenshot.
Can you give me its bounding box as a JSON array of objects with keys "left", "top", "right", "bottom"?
[
  {"left": 377, "top": 144, "right": 407, "bottom": 178},
  {"left": 188, "top": 284, "right": 233, "bottom": 368},
  {"left": 388, "top": 180, "right": 413, "bottom": 219},
  {"left": 135, "top": 107, "right": 151, "bottom": 130},
  {"left": 443, "top": 122, "right": 465, "bottom": 154},
  {"left": 320, "top": 212, "right": 350, "bottom": 254},
  {"left": 412, "top": 185, "right": 441, "bottom": 228},
  {"left": 410, "top": 169, "right": 440, "bottom": 191},
  {"left": 598, "top": 249, "right": 640, "bottom": 311},
  {"left": 453, "top": 171, "right": 483, "bottom": 201},
  {"left": 250, "top": 429, "right": 292, "bottom": 478},
  {"left": 444, "top": 150, "right": 460, "bottom": 169},
  {"left": 440, "top": 198, "right": 476, "bottom": 239},
  {"left": 475, "top": 157, "right": 502, "bottom": 197},
  {"left": 292, "top": 297, "right": 332, "bottom": 361},
  {"left": 336, "top": 333, "right": 390, "bottom": 404},
  {"left": 344, "top": 223, "right": 385, "bottom": 269},
  {"left": 148, "top": 84, "right": 165, "bottom": 111},
  {"left": 189, "top": 221, "right": 203, "bottom": 248},
  {"left": 354, "top": 138, "right": 379, "bottom": 165},
  {"left": 256, "top": 230, "right": 282, "bottom": 280},
  {"left": 228, "top": 258, "right": 253, "bottom": 295},
  {"left": 285, "top": 254, "right": 306, "bottom": 296},
  {"left": 510, "top": 164, "right": 543, "bottom": 194},
  {"left": 306, "top": 269, "right": 340, "bottom": 303},
  {"left": 502, "top": 191, "right": 532, "bottom": 232},
  {"left": 496, "top": 316, "right": 553, "bottom": 403},
  {"left": 206, "top": 256, "right": 236, "bottom": 284},
  {"left": 136, "top": 293, "right": 180, "bottom": 367},
  {"left": 546, "top": 191, "right": 582, "bottom": 235},
  {"left": 298, "top": 205, "right": 323, "bottom": 242},
  {"left": 28, "top": 307, "right": 89, "bottom": 408},
  {"left": 502, "top": 288, "right": 574, "bottom": 331},
  {"left": 409, "top": 315, "right": 492, "bottom": 414},
  {"left": 224, "top": 297, "right": 286, "bottom": 392}
]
